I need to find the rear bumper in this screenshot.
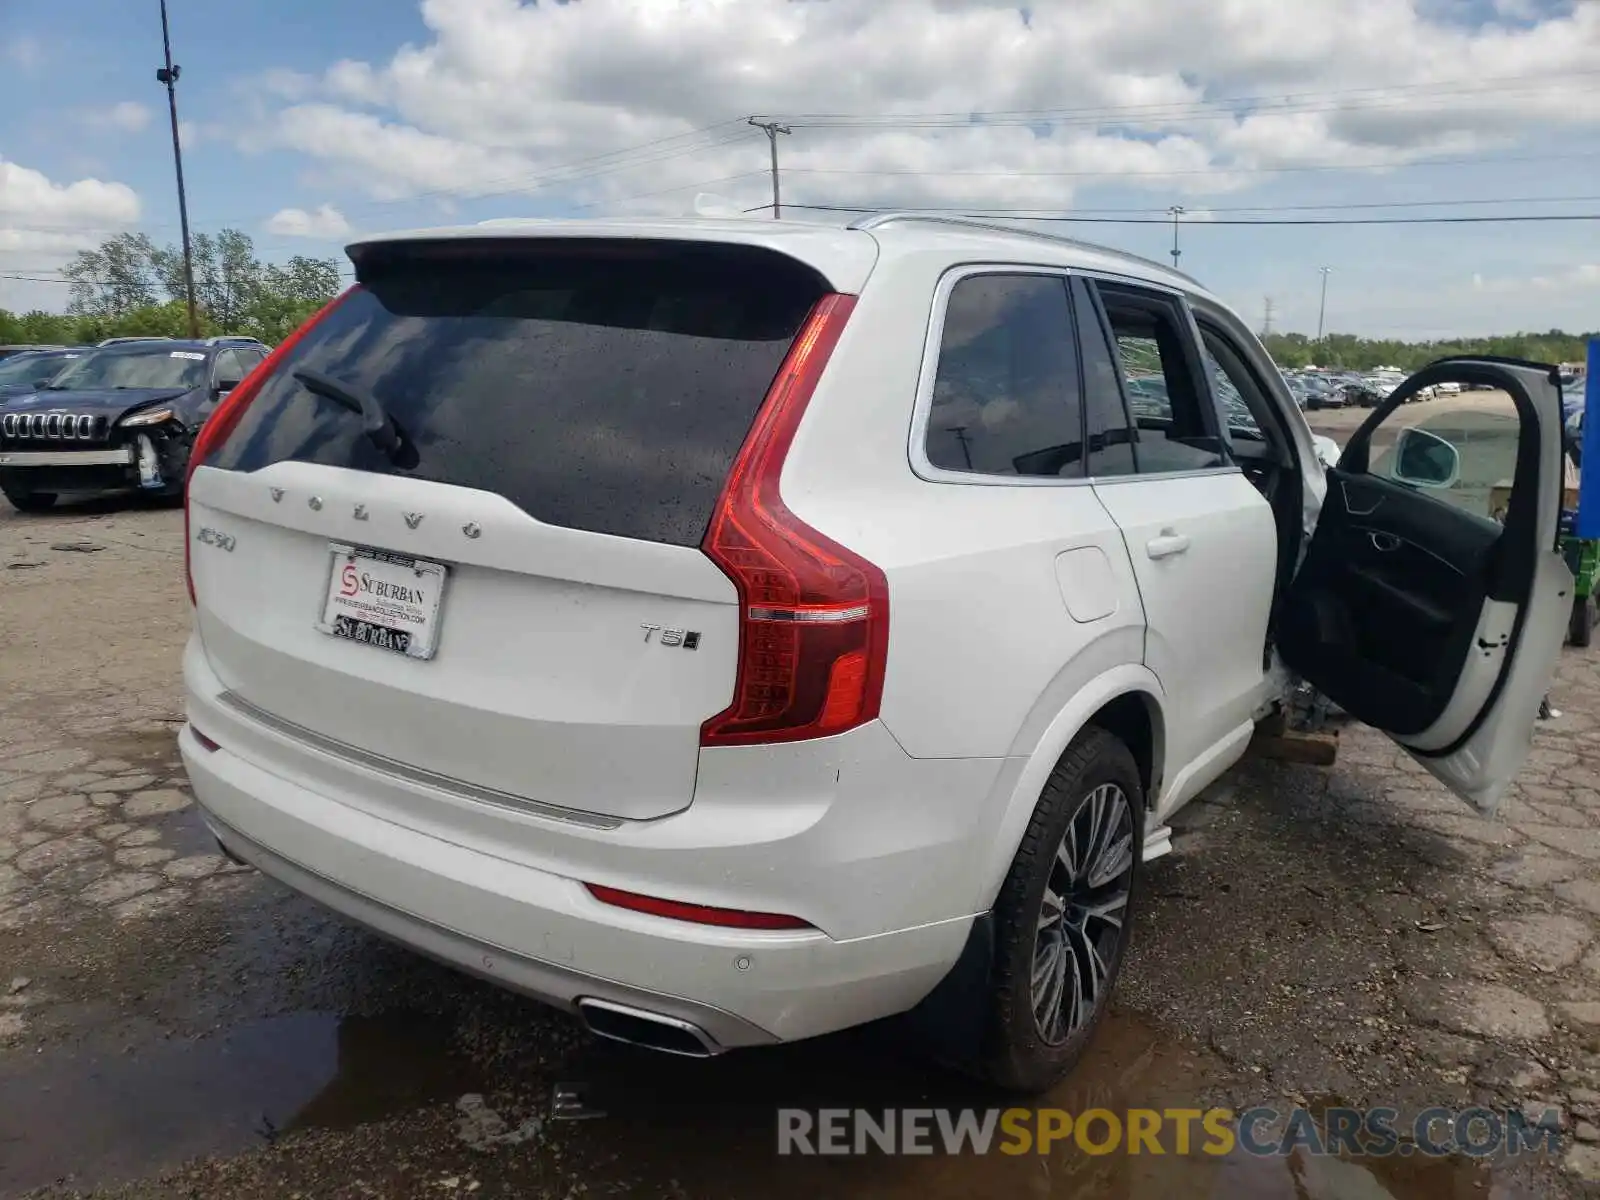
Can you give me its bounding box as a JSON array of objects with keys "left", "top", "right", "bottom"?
[
  {"left": 197, "top": 797, "right": 778, "bottom": 1049},
  {"left": 180, "top": 637, "right": 1000, "bottom": 1045}
]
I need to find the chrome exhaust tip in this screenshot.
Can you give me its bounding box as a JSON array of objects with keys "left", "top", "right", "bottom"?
[{"left": 575, "top": 997, "right": 721, "bottom": 1058}]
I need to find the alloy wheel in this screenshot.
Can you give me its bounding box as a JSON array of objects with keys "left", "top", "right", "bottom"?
[{"left": 1030, "top": 782, "right": 1135, "bottom": 1045}]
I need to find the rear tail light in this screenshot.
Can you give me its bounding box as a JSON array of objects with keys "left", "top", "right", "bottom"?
[
  {"left": 699, "top": 292, "right": 889, "bottom": 747},
  {"left": 184, "top": 287, "right": 360, "bottom": 605},
  {"left": 585, "top": 883, "right": 812, "bottom": 930}
]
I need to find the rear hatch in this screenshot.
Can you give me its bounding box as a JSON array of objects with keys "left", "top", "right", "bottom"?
[{"left": 187, "top": 236, "right": 842, "bottom": 821}]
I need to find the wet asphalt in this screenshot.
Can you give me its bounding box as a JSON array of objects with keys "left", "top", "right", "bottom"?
[{"left": 2, "top": 455, "right": 1596, "bottom": 1198}]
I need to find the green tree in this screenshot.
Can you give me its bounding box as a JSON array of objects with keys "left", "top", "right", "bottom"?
[
  {"left": 151, "top": 230, "right": 264, "bottom": 330},
  {"left": 13, "top": 230, "right": 343, "bottom": 347},
  {"left": 1261, "top": 330, "right": 1597, "bottom": 372},
  {"left": 245, "top": 255, "right": 344, "bottom": 342},
  {"left": 63, "top": 232, "right": 162, "bottom": 317}
]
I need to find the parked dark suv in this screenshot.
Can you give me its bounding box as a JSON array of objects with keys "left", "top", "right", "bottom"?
[
  {"left": 0, "top": 337, "right": 268, "bottom": 512},
  {"left": 0, "top": 347, "right": 89, "bottom": 398}
]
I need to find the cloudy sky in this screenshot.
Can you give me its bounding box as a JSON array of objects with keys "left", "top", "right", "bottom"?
[{"left": 3, "top": 0, "right": 1600, "bottom": 337}]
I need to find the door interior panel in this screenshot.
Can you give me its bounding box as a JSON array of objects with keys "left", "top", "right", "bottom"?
[{"left": 1278, "top": 468, "right": 1498, "bottom": 735}]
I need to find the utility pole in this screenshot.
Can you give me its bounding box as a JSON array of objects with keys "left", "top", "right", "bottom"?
[
  {"left": 748, "top": 118, "right": 791, "bottom": 219},
  {"left": 1167, "top": 206, "right": 1184, "bottom": 268},
  {"left": 1316, "top": 266, "right": 1333, "bottom": 345},
  {"left": 1262, "top": 296, "right": 1275, "bottom": 338},
  {"left": 156, "top": 0, "right": 199, "bottom": 338}
]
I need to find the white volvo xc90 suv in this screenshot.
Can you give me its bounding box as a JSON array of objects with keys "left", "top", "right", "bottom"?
[{"left": 180, "top": 213, "right": 1571, "bottom": 1091}]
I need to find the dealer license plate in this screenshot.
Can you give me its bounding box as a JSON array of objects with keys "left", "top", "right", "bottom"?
[{"left": 317, "top": 544, "right": 448, "bottom": 660}]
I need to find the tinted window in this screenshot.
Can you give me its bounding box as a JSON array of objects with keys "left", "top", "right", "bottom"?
[
  {"left": 208, "top": 241, "right": 827, "bottom": 546},
  {"left": 0, "top": 352, "right": 71, "bottom": 387},
  {"left": 1073, "top": 278, "right": 1138, "bottom": 478},
  {"left": 1197, "top": 326, "right": 1278, "bottom": 446},
  {"left": 925, "top": 273, "right": 1082, "bottom": 478},
  {"left": 49, "top": 348, "right": 207, "bottom": 391},
  {"left": 1095, "top": 285, "right": 1225, "bottom": 475},
  {"left": 213, "top": 349, "right": 246, "bottom": 386}
]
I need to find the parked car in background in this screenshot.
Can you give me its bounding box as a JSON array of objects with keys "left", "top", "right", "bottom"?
[
  {"left": 0, "top": 344, "right": 68, "bottom": 361},
  {"left": 1288, "top": 374, "right": 1341, "bottom": 410},
  {"left": 1345, "top": 378, "right": 1385, "bottom": 408},
  {"left": 0, "top": 347, "right": 87, "bottom": 398},
  {"left": 1564, "top": 376, "right": 1587, "bottom": 464},
  {"left": 179, "top": 213, "right": 1570, "bottom": 1093},
  {"left": 0, "top": 336, "right": 268, "bottom": 512}
]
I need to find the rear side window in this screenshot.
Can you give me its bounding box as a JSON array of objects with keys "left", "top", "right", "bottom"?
[
  {"left": 1074, "top": 277, "right": 1138, "bottom": 478},
  {"left": 208, "top": 241, "right": 828, "bottom": 546},
  {"left": 1093, "top": 282, "right": 1227, "bottom": 475},
  {"left": 924, "top": 273, "right": 1082, "bottom": 478}
]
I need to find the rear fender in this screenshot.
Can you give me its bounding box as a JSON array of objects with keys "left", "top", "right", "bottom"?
[{"left": 976, "top": 663, "right": 1166, "bottom": 910}]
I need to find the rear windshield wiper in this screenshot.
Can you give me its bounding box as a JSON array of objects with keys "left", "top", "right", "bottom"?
[{"left": 291, "top": 367, "right": 415, "bottom": 468}]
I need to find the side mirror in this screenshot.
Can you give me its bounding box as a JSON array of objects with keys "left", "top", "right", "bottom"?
[
  {"left": 1391, "top": 427, "right": 1460, "bottom": 489},
  {"left": 213, "top": 377, "right": 242, "bottom": 399}
]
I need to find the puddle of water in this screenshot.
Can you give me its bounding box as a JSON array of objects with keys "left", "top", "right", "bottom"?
[
  {"left": 548, "top": 1012, "right": 1526, "bottom": 1200},
  {"left": 0, "top": 1011, "right": 479, "bottom": 1194},
  {"left": 0, "top": 1002, "right": 1539, "bottom": 1199}
]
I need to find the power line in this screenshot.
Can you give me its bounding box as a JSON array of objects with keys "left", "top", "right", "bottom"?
[
  {"left": 569, "top": 169, "right": 774, "bottom": 210},
  {"left": 25, "top": 119, "right": 765, "bottom": 237},
  {"left": 759, "top": 68, "right": 1600, "bottom": 129},
  {"left": 775, "top": 148, "right": 1600, "bottom": 180},
  {"left": 329, "top": 123, "right": 761, "bottom": 214},
  {"left": 1088, "top": 193, "right": 1600, "bottom": 215},
  {"left": 773, "top": 203, "right": 1600, "bottom": 226}
]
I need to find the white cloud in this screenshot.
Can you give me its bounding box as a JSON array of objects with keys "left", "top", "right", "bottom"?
[
  {"left": 0, "top": 158, "right": 141, "bottom": 232},
  {"left": 0, "top": 159, "right": 142, "bottom": 313},
  {"left": 240, "top": 0, "right": 1600, "bottom": 217},
  {"left": 85, "top": 101, "right": 153, "bottom": 133},
  {"left": 265, "top": 203, "right": 354, "bottom": 238},
  {"left": 271, "top": 104, "right": 539, "bottom": 200},
  {"left": 1474, "top": 262, "right": 1600, "bottom": 294}
]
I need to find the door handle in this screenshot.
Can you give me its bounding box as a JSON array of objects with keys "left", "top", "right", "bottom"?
[
  {"left": 1368, "top": 531, "right": 1401, "bottom": 553},
  {"left": 1146, "top": 530, "right": 1190, "bottom": 560}
]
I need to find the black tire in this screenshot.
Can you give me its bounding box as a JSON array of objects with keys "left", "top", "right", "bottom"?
[
  {"left": 2, "top": 487, "right": 57, "bottom": 513},
  {"left": 1570, "top": 594, "right": 1594, "bottom": 648},
  {"left": 980, "top": 726, "right": 1143, "bottom": 1093}
]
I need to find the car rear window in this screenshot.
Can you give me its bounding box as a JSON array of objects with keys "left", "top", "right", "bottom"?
[{"left": 207, "top": 239, "right": 829, "bottom": 546}]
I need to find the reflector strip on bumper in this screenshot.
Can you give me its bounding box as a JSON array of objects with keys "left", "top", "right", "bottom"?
[{"left": 0, "top": 449, "right": 134, "bottom": 467}]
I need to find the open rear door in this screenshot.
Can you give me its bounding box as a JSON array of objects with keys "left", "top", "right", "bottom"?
[{"left": 1278, "top": 358, "right": 1571, "bottom": 814}]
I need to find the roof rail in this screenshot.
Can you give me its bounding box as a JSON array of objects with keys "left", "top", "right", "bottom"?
[
  {"left": 846, "top": 211, "right": 1199, "bottom": 285},
  {"left": 203, "top": 334, "right": 266, "bottom": 346},
  {"left": 95, "top": 335, "right": 176, "bottom": 347}
]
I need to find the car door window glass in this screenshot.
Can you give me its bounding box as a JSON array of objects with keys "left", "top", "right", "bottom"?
[
  {"left": 1369, "top": 405, "right": 1529, "bottom": 524},
  {"left": 213, "top": 349, "right": 245, "bottom": 390},
  {"left": 1073, "top": 277, "right": 1138, "bottom": 478},
  {"left": 1094, "top": 284, "right": 1226, "bottom": 475},
  {"left": 925, "top": 273, "right": 1083, "bottom": 478},
  {"left": 1195, "top": 324, "right": 1293, "bottom": 463}
]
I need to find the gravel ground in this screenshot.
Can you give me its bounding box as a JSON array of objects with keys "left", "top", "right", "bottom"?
[{"left": 3, "top": 492, "right": 1599, "bottom": 1199}]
